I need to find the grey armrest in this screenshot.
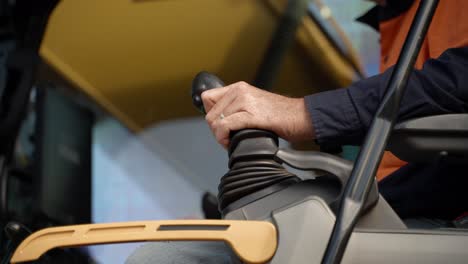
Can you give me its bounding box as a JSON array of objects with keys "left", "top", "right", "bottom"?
[{"left": 388, "top": 114, "right": 468, "bottom": 162}]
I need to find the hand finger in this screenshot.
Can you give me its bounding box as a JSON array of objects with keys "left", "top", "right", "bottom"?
[
  {"left": 206, "top": 81, "right": 253, "bottom": 124},
  {"left": 201, "top": 86, "right": 230, "bottom": 113},
  {"left": 202, "top": 80, "right": 245, "bottom": 113},
  {"left": 202, "top": 81, "right": 248, "bottom": 113},
  {"left": 205, "top": 88, "right": 237, "bottom": 125},
  {"left": 211, "top": 112, "right": 255, "bottom": 148}
]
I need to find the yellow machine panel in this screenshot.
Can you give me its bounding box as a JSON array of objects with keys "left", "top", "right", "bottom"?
[{"left": 40, "top": 0, "right": 361, "bottom": 131}]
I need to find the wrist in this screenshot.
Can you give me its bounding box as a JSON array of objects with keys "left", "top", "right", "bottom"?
[
  {"left": 280, "top": 97, "right": 315, "bottom": 142},
  {"left": 295, "top": 97, "right": 315, "bottom": 141}
]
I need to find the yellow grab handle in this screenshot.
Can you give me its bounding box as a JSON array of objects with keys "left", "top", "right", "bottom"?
[{"left": 11, "top": 220, "right": 277, "bottom": 264}]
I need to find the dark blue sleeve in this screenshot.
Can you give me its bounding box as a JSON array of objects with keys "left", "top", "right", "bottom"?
[{"left": 304, "top": 47, "right": 468, "bottom": 146}]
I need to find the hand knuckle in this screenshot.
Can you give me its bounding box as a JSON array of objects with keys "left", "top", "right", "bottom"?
[
  {"left": 205, "top": 113, "right": 211, "bottom": 122},
  {"left": 210, "top": 119, "right": 218, "bottom": 129},
  {"left": 217, "top": 119, "right": 227, "bottom": 129},
  {"left": 201, "top": 91, "right": 209, "bottom": 101},
  {"left": 237, "top": 81, "right": 249, "bottom": 91},
  {"left": 227, "top": 87, "right": 237, "bottom": 97}
]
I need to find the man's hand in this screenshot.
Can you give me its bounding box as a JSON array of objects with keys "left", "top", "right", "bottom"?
[{"left": 201, "top": 81, "right": 315, "bottom": 148}]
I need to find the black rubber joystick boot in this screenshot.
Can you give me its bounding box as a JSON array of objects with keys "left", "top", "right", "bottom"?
[
  {"left": 191, "top": 72, "right": 300, "bottom": 215},
  {"left": 219, "top": 130, "right": 300, "bottom": 214}
]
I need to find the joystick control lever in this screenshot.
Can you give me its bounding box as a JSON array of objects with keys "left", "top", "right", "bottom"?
[
  {"left": 190, "top": 72, "right": 376, "bottom": 217},
  {"left": 191, "top": 72, "right": 300, "bottom": 215},
  {"left": 190, "top": 71, "right": 278, "bottom": 154}
]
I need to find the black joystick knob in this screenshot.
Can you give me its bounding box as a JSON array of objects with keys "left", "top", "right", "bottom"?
[
  {"left": 2, "top": 222, "right": 31, "bottom": 263},
  {"left": 191, "top": 71, "right": 225, "bottom": 114},
  {"left": 5, "top": 222, "right": 31, "bottom": 245}
]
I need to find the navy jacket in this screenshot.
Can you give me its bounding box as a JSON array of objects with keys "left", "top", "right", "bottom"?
[
  {"left": 306, "top": 47, "right": 468, "bottom": 147},
  {"left": 305, "top": 47, "right": 468, "bottom": 219},
  {"left": 304, "top": 2, "right": 468, "bottom": 219},
  {"left": 305, "top": 47, "right": 468, "bottom": 220}
]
